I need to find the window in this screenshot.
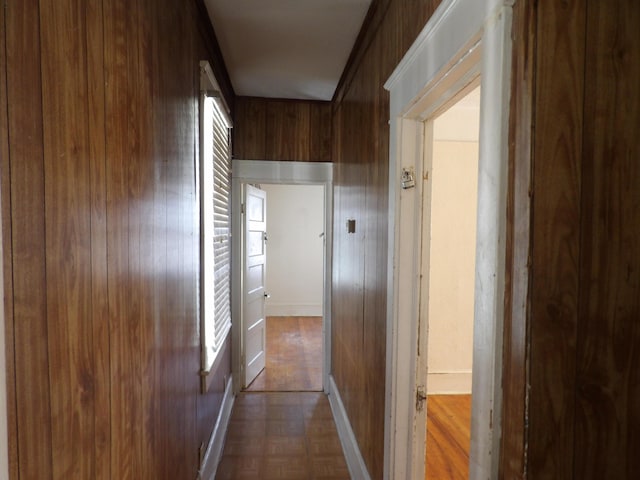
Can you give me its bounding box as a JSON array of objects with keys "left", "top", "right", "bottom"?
[{"left": 199, "top": 61, "right": 232, "bottom": 389}]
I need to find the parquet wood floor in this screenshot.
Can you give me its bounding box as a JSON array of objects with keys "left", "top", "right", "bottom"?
[
  {"left": 216, "top": 392, "right": 349, "bottom": 479},
  {"left": 425, "top": 394, "right": 472, "bottom": 480},
  {"left": 246, "top": 316, "right": 323, "bottom": 392}
]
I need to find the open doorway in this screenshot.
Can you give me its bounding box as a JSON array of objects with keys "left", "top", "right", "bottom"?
[
  {"left": 423, "top": 86, "right": 480, "bottom": 479},
  {"left": 245, "top": 183, "right": 325, "bottom": 392},
  {"left": 231, "top": 160, "right": 333, "bottom": 396},
  {"left": 383, "top": 2, "right": 514, "bottom": 478}
]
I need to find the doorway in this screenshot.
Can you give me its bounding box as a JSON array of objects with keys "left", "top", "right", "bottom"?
[
  {"left": 231, "top": 160, "right": 333, "bottom": 395},
  {"left": 245, "top": 183, "right": 325, "bottom": 392},
  {"left": 383, "top": 1, "right": 514, "bottom": 478},
  {"left": 423, "top": 86, "right": 480, "bottom": 479}
]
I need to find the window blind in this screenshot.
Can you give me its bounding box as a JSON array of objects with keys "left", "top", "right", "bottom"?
[
  {"left": 201, "top": 92, "right": 232, "bottom": 372},
  {"left": 210, "top": 97, "right": 232, "bottom": 353}
]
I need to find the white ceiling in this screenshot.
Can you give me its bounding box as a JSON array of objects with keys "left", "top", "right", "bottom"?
[{"left": 203, "top": 0, "right": 373, "bottom": 101}]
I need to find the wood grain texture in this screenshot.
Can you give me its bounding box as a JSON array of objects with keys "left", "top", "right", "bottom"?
[
  {"left": 425, "top": 395, "right": 471, "bottom": 480},
  {"left": 331, "top": 1, "right": 441, "bottom": 477},
  {"left": 86, "top": 0, "right": 112, "bottom": 476},
  {"left": 0, "top": 2, "right": 18, "bottom": 477},
  {"left": 574, "top": 1, "right": 640, "bottom": 477},
  {"left": 528, "top": 0, "right": 587, "bottom": 477},
  {"left": 246, "top": 316, "right": 323, "bottom": 392},
  {"left": 500, "top": 0, "right": 535, "bottom": 477},
  {"left": 2, "top": 0, "right": 234, "bottom": 478},
  {"left": 234, "top": 97, "right": 332, "bottom": 161},
  {"left": 217, "top": 392, "right": 349, "bottom": 479},
  {"left": 4, "top": 1, "right": 53, "bottom": 477},
  {"left": 40, "top": 0, "right": 96, "bottom": 476}
]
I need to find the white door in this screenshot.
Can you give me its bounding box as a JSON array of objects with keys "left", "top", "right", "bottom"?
[{"left": 243, "top": 184, "right": 267, "bottom": 387}]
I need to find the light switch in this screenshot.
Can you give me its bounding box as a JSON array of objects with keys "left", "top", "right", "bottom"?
[{"left": 346, "top": 219, "right": 356, "bottom": 234}]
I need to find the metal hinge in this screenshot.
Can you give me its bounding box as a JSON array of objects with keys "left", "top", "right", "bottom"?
[
  {"left": 241, "top": 202, "right": 245, "bottom": 214},
  {"left": 416, "top": 386, "right": 427, "bottom": 411}
]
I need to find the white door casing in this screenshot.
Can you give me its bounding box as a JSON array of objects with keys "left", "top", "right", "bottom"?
[
  {"left": 384, "top": 0, "right": 514, "bottom": 479},
  {"left": 243, "top": 184, "right": 267, "bottom": 387},
  {"left": 231, "top": 160, "right": 333, "bottom": 395}
]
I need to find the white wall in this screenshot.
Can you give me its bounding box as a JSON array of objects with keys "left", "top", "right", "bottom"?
[
  {"left": 262, "top": 184, "right": 324, "bottom": 317},
  {"left": 426, "top": 87, "right": 479, "bottom": 394}
]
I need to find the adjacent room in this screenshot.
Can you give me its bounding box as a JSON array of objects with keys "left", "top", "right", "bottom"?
[
  {"left": 245, "top": 183, "right": 325, "bottom": 393},
  {"left": 424, "top": 86, "right": 480, "bottom": 480}
]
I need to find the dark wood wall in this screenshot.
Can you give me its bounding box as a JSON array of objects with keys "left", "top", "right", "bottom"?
[
  {"left": 525, "top": 0, "right": 640, "bottom": 477},
  {"left": 233, "top": 97, "right": 332, "bottom": 161},
  {"left": 1, "top": 0, "right": 232, "bottom": 478},
  {"left": 332, "top": 0, "right": 640, "bottom": 478},
  {"left": 330, "top": 1, "right": 442, "bottom": 478}
]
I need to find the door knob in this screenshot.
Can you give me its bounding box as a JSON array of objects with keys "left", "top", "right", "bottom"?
[{"left": 264, "top": 292, "right": 271, "bottom": 299}]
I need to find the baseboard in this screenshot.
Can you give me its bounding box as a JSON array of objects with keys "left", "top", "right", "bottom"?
[
  {"left": 427, "top": 370, "right": 472, "bottom": 394},
  {"left": 198, "top": 375, "right": 235, "bottom": 480},
  {"left": 265, "top": 304, "right": 323, "bottom": 317},
  {"left": 328, "top": 375, "right": 371, "bottom": 480}
]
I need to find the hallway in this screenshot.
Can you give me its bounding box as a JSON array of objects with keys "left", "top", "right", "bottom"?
[
  {"left": 215, "top": 392, "right": 349, "bottom": 479},
  {"left": 216, "top": 316, "right": 348, "bottom": 478},
  {"left": 247, "top": 316, "right": 323, "bottom": 392}
]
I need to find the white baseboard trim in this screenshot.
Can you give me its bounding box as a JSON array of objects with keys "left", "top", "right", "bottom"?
[
  {"left": 328, "top": 375, "right": 371, "bottom": 480},
  {"left": 265, "top": 304, "right": 323, "bottom": 317},
  {"left": 198, "top": 375, "right": 235, "bottom": 480},
  {"left": 427, "top": 370, "right": 472, "bottom": 394}
]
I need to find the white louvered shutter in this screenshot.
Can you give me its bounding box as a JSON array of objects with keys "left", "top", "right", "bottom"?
[
  {"left": 201, "top": 92, "right": 232, "bottom": 371},
  {"left": 210, "top": 97, "right": 232, "bottom": 353}
]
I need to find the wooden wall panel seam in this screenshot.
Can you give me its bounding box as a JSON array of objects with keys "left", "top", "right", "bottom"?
[
  {"left": 6, "top": 0, "right": 55, "bottom": 476},
  {"left": 528, "top": 0, "right": 587, "bottom": 477},
  {"left": 500, "top": 0, "right": 536, "bottom": 477},
  {"left": 572, "top": 1, "right": 640, "bottom": 477},
  {"left": 0, "top": 1, "right": 19, "bottom": 477}
]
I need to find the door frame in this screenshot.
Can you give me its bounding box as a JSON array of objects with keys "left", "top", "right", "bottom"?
[
  {"left": 383, "top": 0, "right": 514, "bottom": 478},
  {"left": 231, "top": 160, "right": 333, "bottom": 395}
]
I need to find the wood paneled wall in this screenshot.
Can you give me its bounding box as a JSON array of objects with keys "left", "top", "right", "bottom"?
[
  {"left": 233, "top": 97, "right": 332, "bottom": 161},
  {"left": 1, "top": 0, "right": 232, "bottom": 478},
  {"left": 333, "top": 0, "right": 640, "bottom": 478},
  {"left": 525, "top": 0, "right": 640, "bottom": 477},
  {"left": 330, "top": 1, "right": 442, "bottom": 478}
]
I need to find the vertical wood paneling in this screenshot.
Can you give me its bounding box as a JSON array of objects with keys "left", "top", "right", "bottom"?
[
  {"left": 103, "top": 0, "right": 142, "bottom": 475},
  {"left": 5, "top": 1, "right": 54, "bottom": 477},
  {"left": 331, "top": 2, "right": 441, "bottom": 477},
  {"left": 0, "top": 2, "right": 18, "bottom": 477},
  {"left": 500, "top": 0, "right": 535, "bottom": 477},
  {"left": 3, "top": 0, "right": 231, "bottom": 478},
  {"left": 574, "top": 1, "right": 640, "bottom": 477},
  {"left": 234, "top": 97, "right": 332, "bottom": 161},
  {"left": 40, "top": 0, "right": 96, "bottom": 476},
  {"left": 234, "top": 97, "right": 266, "bottom": 159},
  {"left": 86, "top": 0, "right": 111, "bottom": 477},
  {"left": 309, "top": 102, "right": 332, "bottom": 162},
  {"left": 528, "top": 1, "right": 586, "bottom": 477},
  {"left": 266, "top": 101, "right": 311, "bottom": 160}
]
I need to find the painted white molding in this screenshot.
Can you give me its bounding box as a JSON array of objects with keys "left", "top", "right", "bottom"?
[
  {"left": 384, "top": 0, "right": 514, "bottom": 479},
  {"left": 427, "top": 371, "right": 473, "bottom": 395},
  {"left": 469, "top": 5, "right": 513, "bottom": 478},
  {"left": 198, "top": 375, "right": 235, "bottom": 480},
  {"left": 231, "top": 160, "right": 333, "bottom": 395},
  {"left": 265, "top": 304, "right": 323, "bottom": 317},
  {"left": 328, "top": 375, "right": 371, "bottom": 480}
]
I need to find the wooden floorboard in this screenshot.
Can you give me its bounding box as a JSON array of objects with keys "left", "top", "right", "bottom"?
[
  {"left": 246, "top": 316, "right": 323, "bottom": 392},
  {"left": 217, "top": 392, "right": 349, "bottom": 478},
  {"left": 425, "top": 395, "right": 472, "bottom": 480}
]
